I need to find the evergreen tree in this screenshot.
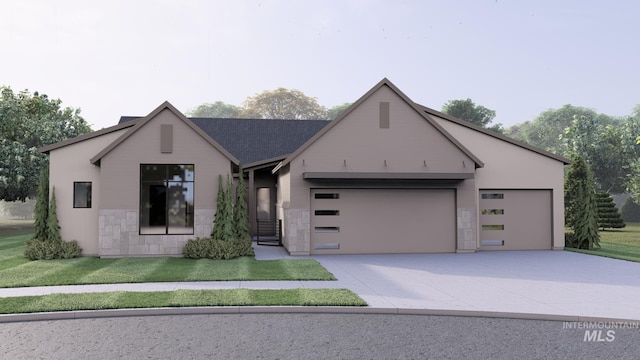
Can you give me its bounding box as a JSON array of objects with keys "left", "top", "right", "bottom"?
[
  {"left": 565, "top": 155, "right": 600, "bottom": 249},
  {"left": 233, "top": 166, "right": 254, "bottom": 256},
  {"left": 218, "top": 174, "right": 235, "bottom": 241},
  {"left": 33, "top": 165, "right": 49, "bottom": 240},
  {"left": 46, "top": 187, "right": 62, "bottom": 243},
  {"left": 595, "top": 192, "right": 625, "bottom": 230},
  {"left": 211, "top": 175, "right": 225, "bottom": 239}
]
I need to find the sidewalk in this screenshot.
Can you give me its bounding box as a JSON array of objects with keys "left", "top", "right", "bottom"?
[{"left": 2, "top": 244, "right": 640, "bottom": 322}]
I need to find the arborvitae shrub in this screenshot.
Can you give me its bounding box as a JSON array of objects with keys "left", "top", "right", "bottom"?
[{"left": 595, "top": 192, "right": 625, "bottom": 230}]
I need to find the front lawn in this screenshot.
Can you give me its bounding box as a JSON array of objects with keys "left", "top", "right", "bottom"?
[
  {"left": 565, "top": 222, "right": 640, "bottom": 262},
  {"left": 0, "top": 288, "right": 366, "bottom": 314},
  {"left": 0, "top": 233, "right": 335, "bottom": 288}
]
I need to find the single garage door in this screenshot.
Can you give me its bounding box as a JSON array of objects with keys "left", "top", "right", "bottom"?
[
  {"left": 310, "top": 188, "right": 456, "bottom": 254},
  {"left": 479, "top": 189, "right": 552, "bottom": 250}
]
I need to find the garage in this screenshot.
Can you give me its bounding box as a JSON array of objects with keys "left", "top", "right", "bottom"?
[
  {"left": 479, "top": 189, "right": 553, "bottom": 250},
  {"left": 310, "top": 188, "right": 456, "bottom": 254}
]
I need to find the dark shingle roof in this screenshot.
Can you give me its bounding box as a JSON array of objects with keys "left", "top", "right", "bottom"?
[{"left": 119, "top": 116, "right": 330, "bottom": 165}]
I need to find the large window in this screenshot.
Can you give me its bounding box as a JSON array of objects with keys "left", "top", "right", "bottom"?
[
  {"left": 140, "top": 164, "right": 194, "bottom": 235},
  {"left": 73, "top": 182, "right": 92, "bottom": 208}
]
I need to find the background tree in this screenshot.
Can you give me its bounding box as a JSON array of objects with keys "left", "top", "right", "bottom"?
[
  {"left": 187, "top": 101, "right": 241, "bottom": 118},
  {"left": 441, "top": 98, "right": 502, "bottom": 132},
  {"left": 517, "top": 105, "right": 618, "bottom": 155},
  {"left": 595, "top": 192, "right": 625, "bottom": 230},
  {"left": 241, "top": 88, "right": 328, "bottom": 119},
  {"left": 561, "top": 116, "right": 635, "bottom": 193},
  {"left": 33, "top": 166, "right": 49, "bottom": 241},
  {"left": 565, "top": 155, "right": 600, "bottom": 249},
  {"left": 621, "top": 197, "right": 640, "bottom": 222},
  {"left": 0, "top": 87, "right": 92, "bottom": 201},
  {"left": 327, "top": 102, "right": 351, "bottom": 120}
]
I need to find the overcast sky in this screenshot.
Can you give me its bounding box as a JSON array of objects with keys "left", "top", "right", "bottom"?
[{"left": 1, "top": 0, "right": 638, "bottom": 130}]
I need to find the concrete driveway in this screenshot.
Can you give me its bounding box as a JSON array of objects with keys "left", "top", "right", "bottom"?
[{"left": 306, "top": 250, "right": 640, "bottom": 321}]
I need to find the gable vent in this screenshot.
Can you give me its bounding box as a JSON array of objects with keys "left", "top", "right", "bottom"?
[
  {"left": 160, "top": 124, "right": 173, "bottom": 153},
  {"left": 379, "top": 102, "right": 390, "bottom": 129}
]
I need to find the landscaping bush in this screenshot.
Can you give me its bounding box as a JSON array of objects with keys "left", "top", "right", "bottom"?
[
  {"left": 24, "top": 239, "right": 83, "bottom": 260},
  {"left": 24, "top": 239, "right": 60, "bottom": 260},
  {"left": 59, "top": 240, "right": 82, "bottom": 259},
  {"left": 182, "top": 237, "right": 254, "bottom": 260},
  {"left": 182, "top": 237, "right": 213, "bottom": 259}
]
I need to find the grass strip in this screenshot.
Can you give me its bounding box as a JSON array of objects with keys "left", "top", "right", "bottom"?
[
  {"left": 0, "top": 257, "right": 335, "bottom": 288},
  {"left": 565, "top": 242, "right": 640, "bottom": 263},
  {"left": 0, "top": 289, "right": 366, "bottom": 314}
]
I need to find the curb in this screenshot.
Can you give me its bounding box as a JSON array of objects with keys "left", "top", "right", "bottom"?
[{"left": 0, "top": 306, "right": 636, "bottom": 324}]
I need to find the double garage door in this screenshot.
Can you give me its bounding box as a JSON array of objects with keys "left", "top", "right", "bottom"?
[
  {"left": 479, "top": 189, "right": 552, "bottom": 250},
  {"left": 310, "top": 189, "right": 456, "bottom": 254}
]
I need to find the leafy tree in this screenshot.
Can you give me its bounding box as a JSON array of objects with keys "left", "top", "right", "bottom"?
[
  {"left": 241, "top": 88, "right": 327, "bottom": 120},
  {"left": 595, "top": 192, "right": 625, "bottom": 230},
  {"left": 33, "top": 165, "right": 49, "bottom": 240},
  {"left": 46, "top": 187, "right": 61, "bottom": 243},
  {"left": 327, "top": 102, "right": 351, "bottom": 120},
  {"left": 565, "top": 155, "right": 600, "bottom": 249},
  {"left": 522, "top": 105, "right": 618, "bottom": 155},
  {"left": 441, "top": 99, "right": 501, "bottom": 131},
  {"left": 0, "top": 87, "right": 92, "bottom": 201},
  {"left": 621, "top": 197, "right": 640, "bottom": 222},
  {"left": 562, "top": 113, "right": 639, "bottom": 193},
  {"left": 187, "top": 101, "right": 241, "bottom": 118}
]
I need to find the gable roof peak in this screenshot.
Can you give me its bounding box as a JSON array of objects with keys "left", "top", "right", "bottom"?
[
  {"left": 89, "top": 101, "right": 239, "bottom": 165},
  {"left": 274, "top": 78, "right": 484, "bottom": 171}
]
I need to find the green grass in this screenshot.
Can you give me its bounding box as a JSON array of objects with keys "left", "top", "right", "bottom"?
[
  {"left": 0, "top": 232, "right": 335, "bottom": 288},
  {"left": 565, "top": 222, "right": 640, "bottom": 262},
  {"left": 0, "top": 288, "right": 367, "bottom": 314}
]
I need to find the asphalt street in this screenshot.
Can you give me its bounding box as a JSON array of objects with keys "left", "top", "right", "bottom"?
[{"left": 1, "top": 314, "right": 638, "bottom": 359}]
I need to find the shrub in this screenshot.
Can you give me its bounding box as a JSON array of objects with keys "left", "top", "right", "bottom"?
[
  {"left": 182, "top": 237, "right": 254, "bottom": 260},
  {"left": 24, "top": 239, "right": 60, "bottom": 260},
  {"left": 182, "top": 237, "right": 212, "bottom": 259},
  {"left": 59, "top": 240, "right": 82, "bottom": 259},
  {"left": 24, "top": 239, "right": 83, "bottom": 260}
]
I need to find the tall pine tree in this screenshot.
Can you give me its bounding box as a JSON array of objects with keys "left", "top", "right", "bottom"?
[
  {"left": 218, "top": 174, "right": 235, "bottom": 241},
  {"left": 46, "top": 187, "right": 62, "bottom": 243},
  {"left": 233, "top": 166, "right": 254, "bottom": 256},
  {"left": 33, "top": 165, "right": 49, "bottom": 241},
  {"left": 211, "top": 175, "right": 225, "bottom": 239},
  {"left": 565, "top": 155, "right": 600, "bottom": 249}
]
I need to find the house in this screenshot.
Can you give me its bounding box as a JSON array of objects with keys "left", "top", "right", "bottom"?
[{"left": 40, "top": 79, "right": 570, "bottom": 257}]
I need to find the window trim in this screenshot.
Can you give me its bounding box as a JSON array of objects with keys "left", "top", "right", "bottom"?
[{"left": 73, "top": 181, "right": 92, "bottom": 208}]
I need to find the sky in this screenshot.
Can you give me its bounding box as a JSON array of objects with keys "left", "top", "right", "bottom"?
[{"left": 1, "top": 0, "right": 639, "bottom": 130}]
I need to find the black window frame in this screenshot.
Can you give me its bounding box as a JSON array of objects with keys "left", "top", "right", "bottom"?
[
  {"left": 139, "top": 164, "right": 195, "bottom": 235},
  {"left": 73, "top": 182, "right": 92, "bottom": 208}
]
